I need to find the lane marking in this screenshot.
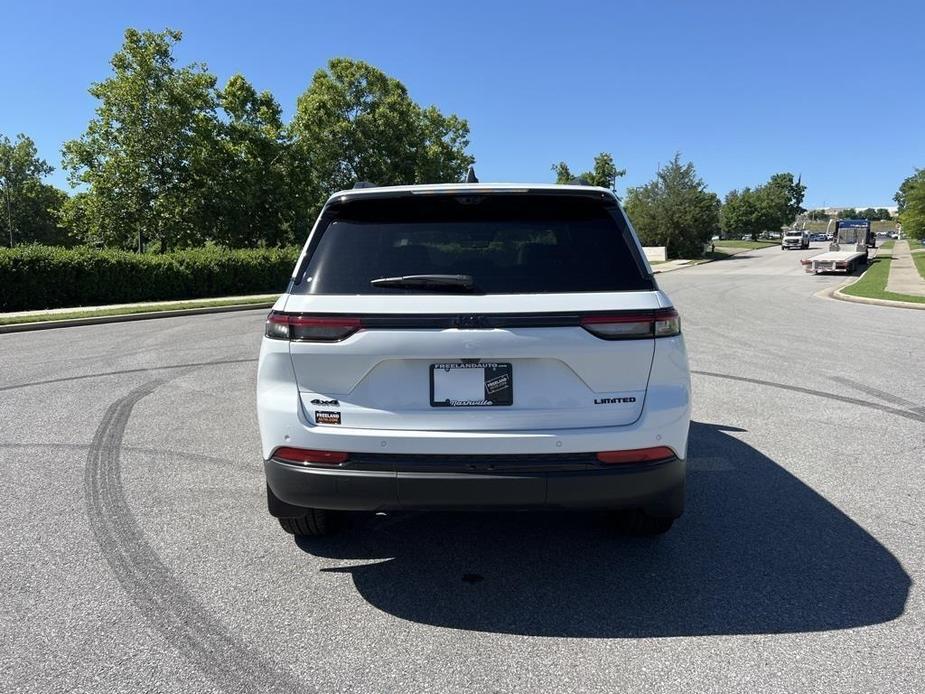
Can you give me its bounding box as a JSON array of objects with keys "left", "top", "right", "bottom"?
[{"left": 85, "top": 381, "right": 305, "bottom": 694}]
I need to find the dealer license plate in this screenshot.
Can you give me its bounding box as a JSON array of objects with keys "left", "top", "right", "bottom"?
[{"left": 430, "top": 362, "right": 513, "bottom": 407}]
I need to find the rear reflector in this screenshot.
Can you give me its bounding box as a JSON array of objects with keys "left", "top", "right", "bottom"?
[
  {"left": 581, "top": 308, "right": 680, "bottom": 340},
  {"left": 266, "top": 312, "right": 362, "bottom": 341},
  {"left": 271, "top": 447, "right": 350, "bottom": 465},
  {"left": 596, "top": 446, "right": 675, "bottom": 464}
]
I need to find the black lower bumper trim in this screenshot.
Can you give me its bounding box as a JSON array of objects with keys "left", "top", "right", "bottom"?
[{"left": 265, "top": 456, "right": 685, "bottom": 516}]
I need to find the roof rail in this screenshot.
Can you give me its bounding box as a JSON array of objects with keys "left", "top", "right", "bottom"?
[{"left": 353, "top": 181, "right": 378, "bottom": 189}]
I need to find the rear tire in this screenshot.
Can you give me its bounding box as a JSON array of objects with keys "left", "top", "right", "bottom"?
[
  {"left": 611, "top": 509, "right": 675, "bottom": 536},
  {"left": 278, "top": 509, "right": 337, "bottom": 537}
]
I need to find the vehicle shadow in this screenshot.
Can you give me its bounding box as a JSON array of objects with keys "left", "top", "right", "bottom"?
[{"left": 295, "top": 422, "right": 910, "bottom": 637}]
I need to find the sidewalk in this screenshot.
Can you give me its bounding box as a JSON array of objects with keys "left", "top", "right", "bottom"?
[
  {"left": 885, "top": 241, "right": 925, "bottom": 297},
  {"left": 651, "top": 259, "right": 697, "bottom": 273}
]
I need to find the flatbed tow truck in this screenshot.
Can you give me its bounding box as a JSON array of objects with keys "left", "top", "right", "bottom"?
[{"left": 801, "top": 219, "right": 874, "bottom": 274}]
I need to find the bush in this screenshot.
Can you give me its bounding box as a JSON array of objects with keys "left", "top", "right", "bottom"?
[{"left": 0, "top": 245, "right": 300, "bottom": 311}]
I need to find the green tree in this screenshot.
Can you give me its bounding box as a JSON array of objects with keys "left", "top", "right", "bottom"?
[
  {"left": 203, "top": 74, "right": 296, "bottom": 247},
  {"left": 721, "top": 188, "right": 758, "bottom": 239},
  {"left": 0, "top": 133, "right": 69, "bottom": 246},
  {"left": 552, "top": 152, "right": 626, "bottom": 192},
  {"left": 762, "top": 172, "right": 806, "bottom": 228},
  {"left": 552, "top": 161, "right": 574, "bottom": 184},
  {"left": 290, "top": 58, "right": 474, "bottom": 223},
  {"left": 875, "top": 208, "right": 892, "bottom": 220},
  {"left": 624, "top": 154, "right": 720, "bottom": 259},
  {"left": 895, "top": 170, "right": 924, "bottom": 213},
  {"left": 62, "top": 28, "right": 218, "bottom": 251},
  {"left": 896, "top": 170, "right": 925, "bottom": 240},
  {"left": 839, "top": 208, "right": 859, "bottom": 219},
  {"left": 721, "top": 172, "right": 806, "bottom": 239},
  {"left": 720, "top": 187, "right": 776, "bottom": 239}
]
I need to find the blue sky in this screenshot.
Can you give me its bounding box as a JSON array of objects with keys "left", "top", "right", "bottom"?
[{"left": 1, "top": 0, "right": 921, "bottom": 207}]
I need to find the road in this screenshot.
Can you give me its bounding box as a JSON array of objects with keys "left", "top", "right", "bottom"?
[{"left": 2, "top": 243, "right": 923, "bottom": 693}]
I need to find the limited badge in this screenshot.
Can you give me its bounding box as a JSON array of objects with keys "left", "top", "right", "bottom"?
[{"left": 315, "top": 411, "right": 341, "bottom": 425}]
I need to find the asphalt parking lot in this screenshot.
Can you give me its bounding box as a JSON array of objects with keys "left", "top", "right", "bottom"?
[{"left": 2, "top": 243, "right": 923, "bottom": 693}]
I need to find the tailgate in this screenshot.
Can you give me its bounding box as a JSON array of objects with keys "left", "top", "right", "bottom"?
[{"left": 285, "top": 293, "right": 660, "bottom": 432}]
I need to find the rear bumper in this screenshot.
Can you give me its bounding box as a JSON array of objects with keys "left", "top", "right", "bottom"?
[{"left": 265, "top": 455, "right": 685, "bottom": 517}]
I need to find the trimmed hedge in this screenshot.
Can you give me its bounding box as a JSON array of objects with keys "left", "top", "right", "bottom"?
[{"left": 0, "top": 245, "right": 300, "bottom": 312}]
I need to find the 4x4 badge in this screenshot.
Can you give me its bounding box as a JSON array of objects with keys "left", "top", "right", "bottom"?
[{"left": 310, "top": 398, "right": 339, "bottom": 406}]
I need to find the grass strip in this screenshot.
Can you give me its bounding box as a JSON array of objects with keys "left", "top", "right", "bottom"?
[
  {"left": 713, "top": 240, "right": 779, "bottom": 249},
  {"left": 840, "top": 257, "right": 925, "bottom": 304},
  {"left": 0, "top": 296, "right": 277, "bottom": 326},
  {"left": 914, "top": 250, "right": 925, "bottom": 281}
]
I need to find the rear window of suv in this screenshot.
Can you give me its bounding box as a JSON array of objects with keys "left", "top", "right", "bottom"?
[{"left": 292, "top": 193, "right": 652, "bottom": 295}]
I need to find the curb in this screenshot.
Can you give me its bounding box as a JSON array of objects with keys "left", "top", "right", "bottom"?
[
  {"left": 832, "top": 286, "right": 925, "bottom": 310},
  {"left": 0, "top": 301, "right": 276, "bottom": 334},
  {"left": 652, "top": 246, "right": 763, "bottom": 274},
  {"left": 829, "top": 271, "right": 925, "bottom": 310}
]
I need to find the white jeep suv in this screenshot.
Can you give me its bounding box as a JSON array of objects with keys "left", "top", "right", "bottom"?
[{"left": 257, "top": 183, "right": 691, "bottom": 536}]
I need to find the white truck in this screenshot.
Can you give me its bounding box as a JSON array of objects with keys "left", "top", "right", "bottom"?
[
  {"left": 801, "top": 219, "right": 872, "bottom": 274},
  {"left": 781, "top": 228, "right": 809, "bottom": 250}
]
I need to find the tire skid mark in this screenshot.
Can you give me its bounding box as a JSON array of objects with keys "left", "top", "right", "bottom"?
[
  {"left": 692, "top": 370, "right": 925, "bottom": 424},
  {"left": 829, "top": 375, "right": 921, "bottom": 410},
  {"left": 0, "top": 357, "right": 256, "bottom": 393},
  {"left": 85, "top": 381, "right": 306, "bottom": 694}
]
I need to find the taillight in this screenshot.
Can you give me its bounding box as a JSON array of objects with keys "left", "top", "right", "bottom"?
[
  {"left": 596, "top": 446, "right": 675, "bottom": 464},
  {"left": 265, "top": 311, "right": 362, "bottom": 341},
  {"left": 271, "top": 447, "right": 350, "bottom": 465},
  {"left": 581, "top": 308, "right": 680, "bottom": 340}
]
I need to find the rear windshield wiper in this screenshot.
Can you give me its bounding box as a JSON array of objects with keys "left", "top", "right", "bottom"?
[{"left": 369, "top": 274, "right": 480, "bottom": 292}]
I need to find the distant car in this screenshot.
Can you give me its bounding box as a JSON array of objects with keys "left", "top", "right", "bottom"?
[
  {"left": 711, "top": 235, "right": 720, "bottom": 241},
  {"left": 741, "top": 235, "right": 752, "bottom": 241},
  {"left": 890, "top": 233, "right": 900, "bottom": 239}
]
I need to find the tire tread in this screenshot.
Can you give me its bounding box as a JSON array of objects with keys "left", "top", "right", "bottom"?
[{"left": 278, "top": 509, "right": 333, "bottom": 536}]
